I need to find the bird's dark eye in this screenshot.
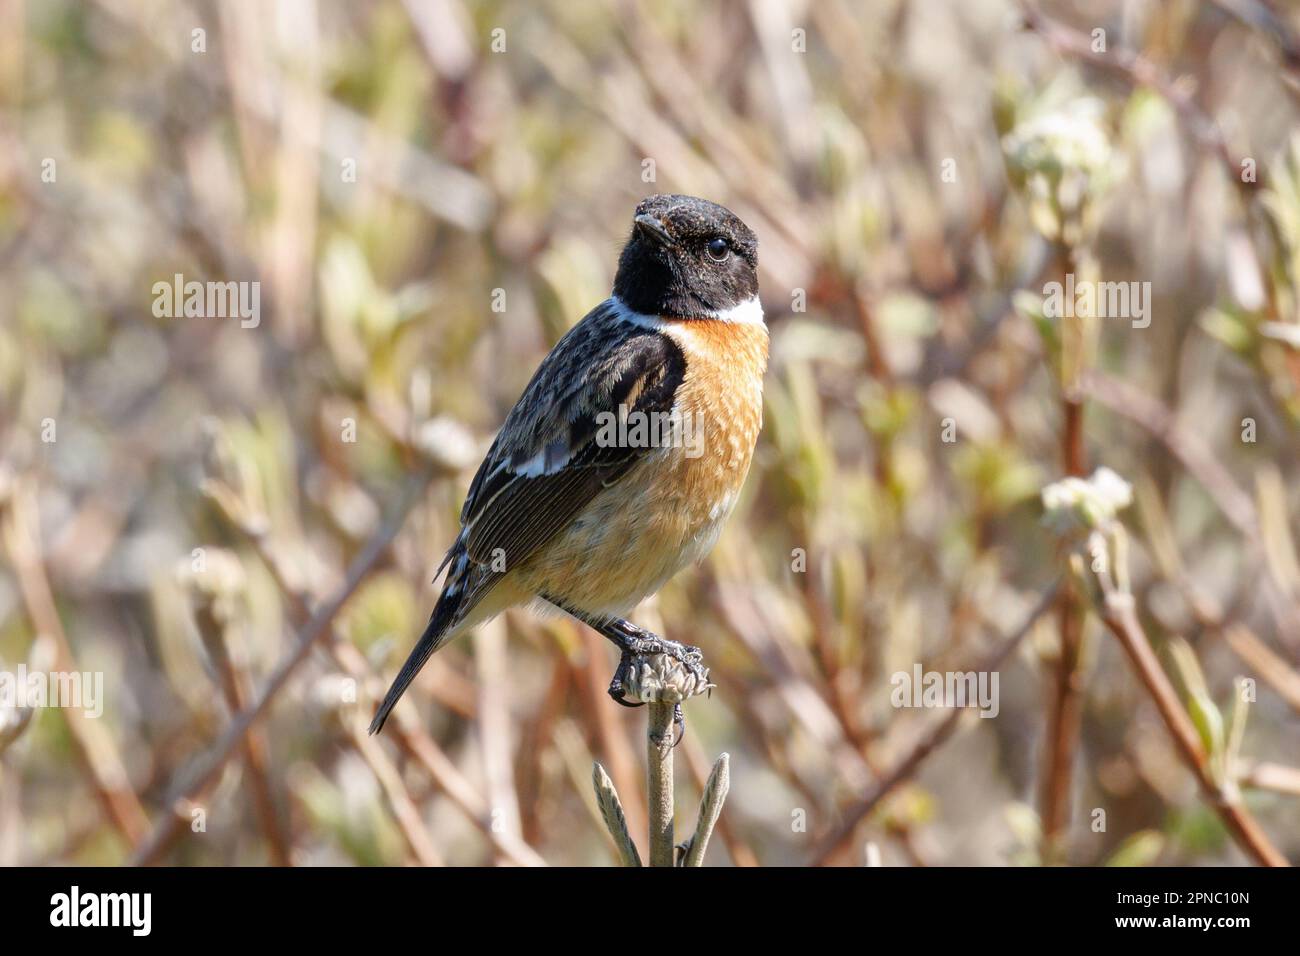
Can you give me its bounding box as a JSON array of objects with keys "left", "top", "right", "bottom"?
[{"left": 706, "top": 237, "right": 729, "bottom": 261}]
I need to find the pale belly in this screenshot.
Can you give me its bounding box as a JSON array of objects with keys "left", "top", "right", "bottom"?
[{"left": 514, "top": 450, "right": 745, "bottom": 615}]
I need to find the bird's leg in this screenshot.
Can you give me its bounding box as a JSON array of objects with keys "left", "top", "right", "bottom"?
[
  {"left": 598, "top": 616, "right": 705, "bottom": 669},
  {"left": 544, "top": 597, "right": 708, "bottom": 713}
]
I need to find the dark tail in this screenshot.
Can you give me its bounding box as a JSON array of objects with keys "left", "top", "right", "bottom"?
[{"left": 368, "top": 588, "right": 461, "bottom": 735}]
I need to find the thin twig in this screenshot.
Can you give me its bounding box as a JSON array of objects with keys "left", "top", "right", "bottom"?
[
  {"left": 1, "top": 478, "right": 151, "bottom": 848},
  {"left": 1021, "top": 1, "right": 1290, "bottom": 346},
  {"left": 1239, "top": 761, "right": 1300, "bottom": 797},
  {"left": 1096, "top": 588, "right": 1288, "bottom": 866},
  {"left": 1043, "top": 239, "right": 1087, "bottom": 861},
  {"left": 811, "top": 584, "right": 1060, "bottom": 864},
  {"left": 1132, "top": 476, "right": 1300, "bottom": 713},
  {"left": 190, "top": 593, "right": 291, "bottom": 866},
  {"left": 129, "top": 467, "right": 432, "bottom": 865},
  {"left": 1081, "top": 371, "right": 1257, "bottom": 536},
  {"left": 391, "top": 717, "right": 546, "bottom": 866},
  {"left": 1221, "top": 625, "right": 1300, "bottom": 715},
  {"left": 1082, "top": 370, "right": 1300, "bottom": 647},
  {"left": 206, "top": 477, "right": 547, "bottom": 867},
  {"left": 474, "top": 618, "right": 523, "bottom": 843},
  {"left": 349, "top": 716, "right": 444, "bottom": 866}
]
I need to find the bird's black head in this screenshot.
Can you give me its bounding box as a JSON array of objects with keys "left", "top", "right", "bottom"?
[{"left": 612, "top": 194, "right": 759, "bottom": 319}]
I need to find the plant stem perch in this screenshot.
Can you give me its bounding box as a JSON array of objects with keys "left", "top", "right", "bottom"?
[{"left": 647, "top": 701, "right": 675, "bottom": 867}]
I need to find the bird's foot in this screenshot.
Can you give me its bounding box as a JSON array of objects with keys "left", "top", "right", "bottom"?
[
  {"left": 604, "top": 619, "right": 704, "bottom": 669},
  {"left": 612, "top": 639, "right": 713, "bottom": 708},
  {"left": 631, "top": 635, "right": 704, "bottom": 669},
  {"left": 607, "top": 652, "right": 646, "bottom": 708},
  {"left": 545, "top": 598, "right": 712, "bottom": 723}
]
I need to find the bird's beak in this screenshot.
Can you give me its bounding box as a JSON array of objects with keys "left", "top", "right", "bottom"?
[{"left": 634, "top": 213, "right": 673, "bottom": 247}]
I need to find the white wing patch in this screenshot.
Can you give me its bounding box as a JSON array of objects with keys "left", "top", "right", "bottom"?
[{"left": 513, "top": 441, "right": 573, "bottom": 477}]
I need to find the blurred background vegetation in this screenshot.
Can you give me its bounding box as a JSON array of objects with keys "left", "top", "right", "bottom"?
[{"left": 2, "top": 0, "right": 1299, "bottom": 866}]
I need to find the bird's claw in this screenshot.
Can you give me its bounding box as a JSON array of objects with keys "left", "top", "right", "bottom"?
[{"left": 607, "top": 653, "right": 646, "bottom": 708}]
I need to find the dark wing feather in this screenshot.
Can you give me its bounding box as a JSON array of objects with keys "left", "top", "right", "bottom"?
[{"left": 462, "top": 309, "right": 686, "bottom": 572}]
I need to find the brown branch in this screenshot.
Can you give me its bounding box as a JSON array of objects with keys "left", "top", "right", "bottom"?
[
  {"left": 1, "top": 477, "right": 151, "bottom": 848},
  {"left": 190, "top": 594, "right": 291, "bottom": 866},
  {"left": 1095, "top": 583, "right": 1288, "bottom": 866},
  {"left": 1041, "top": 583, "right": 1084, "bottom": 858},
  {"left": 1043, "top": 240, "right": 1088, "bottom": 860}
]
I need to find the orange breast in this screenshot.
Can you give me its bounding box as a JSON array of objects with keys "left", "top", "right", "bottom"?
[{"left": 658, "top": 317, "right": 769, "bottom": 510}]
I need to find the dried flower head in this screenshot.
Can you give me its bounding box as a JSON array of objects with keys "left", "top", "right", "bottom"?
[{"left": 623, "top": 654, "right": 714, "bottom": 704}]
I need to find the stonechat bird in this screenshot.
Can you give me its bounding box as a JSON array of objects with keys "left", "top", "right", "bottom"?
[{"left": 369, "top": 194, "right": 767, "bottom": 735}]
